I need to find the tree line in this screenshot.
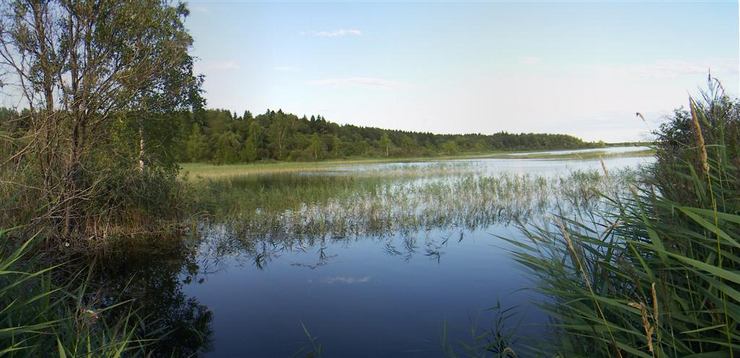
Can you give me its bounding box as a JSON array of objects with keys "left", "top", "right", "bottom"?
[
  {"left": 173, "top": 108, "right": 600, "bottom": 164},
  {"left": 2, "top": 107, "right": 600, "bottom": 165}
]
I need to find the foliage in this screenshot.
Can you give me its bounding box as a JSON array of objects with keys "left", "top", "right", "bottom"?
[
  {"left": 169, "top": 109, "right": 597, "bottom": 163},
  {"left": 509, "top": 81, "right": 739, "bottom": 357},
  {"left": 0, "top": 231, "right": 148, "bottom": 356},
  {"left": 652, "top": 80, "right": 739, "bottom": 206},
  {"left": 0, "top": 0, "right": 202, "bottom": 245}
]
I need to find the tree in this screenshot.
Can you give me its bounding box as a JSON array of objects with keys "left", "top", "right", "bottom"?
[
  {"left": 309, "top": 133, "right": 322, "bottom": 160},
  {"left": 214, "top": 132, "right": 241, "bottom": 164},
  {"left": 186, "top": 124, "right": 208, "bottom": 161},
  {"left": 379, "top": 133, "right": 391, "bottom": 157},
  {"left": 240, "top": 138, "right": 258, "bottom": 162},
  {"left": 0, "top": 0, "right": 201, "bottom": 240},
  {"left": 330, "top": 134, "right": 342, "bottom": 158},
  {"left": 441, "top": 140, "right": 459, "bottom": 155},
  {"left": 267, "top": 114, "right": 291, "bottom": 159}
]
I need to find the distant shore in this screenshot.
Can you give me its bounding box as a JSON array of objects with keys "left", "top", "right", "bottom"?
[{"left": 181, "top": 145, "right": 655, "bottom": 179}]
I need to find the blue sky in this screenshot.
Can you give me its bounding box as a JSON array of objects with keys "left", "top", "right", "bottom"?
[{"left": 186, "top": 1, "right": 739, "bottom": 142}]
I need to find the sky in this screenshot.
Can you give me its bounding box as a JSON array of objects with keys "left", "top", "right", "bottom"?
[{"left": 185, "top": 0, "right": 739, "bottom": 142}]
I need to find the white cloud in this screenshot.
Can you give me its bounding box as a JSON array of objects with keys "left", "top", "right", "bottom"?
[
  {"left": 197, "top": 60, "right": 240, "bottom": 71},
  {"left": 323, "top": 276, "right": 371, "bottom": 284},
  {"left": 301, "top": 29, "right": 362, "bottom": 37},
  {"left": 308, "top": 77, "right": 404, "bottom": 89},
  {"left": 519, "top": 56, "right": 542, "bottom": 65}
]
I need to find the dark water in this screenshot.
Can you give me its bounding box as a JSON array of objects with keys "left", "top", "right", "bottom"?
[
  {"left": 107, "top": 149, "right": 652, "bottom": 357},
  {"left": 188, "top": 225, "right": 541, "bottom": 357}
]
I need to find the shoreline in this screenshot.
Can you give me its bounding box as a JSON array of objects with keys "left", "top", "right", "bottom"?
[{"left": 180, "top": 146, "right": 655, "bottom": 179}]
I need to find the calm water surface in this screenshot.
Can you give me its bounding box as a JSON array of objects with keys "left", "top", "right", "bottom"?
[{"left": 127, "top": 148, "right": 653, "bottom": 357}]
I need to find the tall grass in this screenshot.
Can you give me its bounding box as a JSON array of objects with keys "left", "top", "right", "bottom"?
[
  {"left": 192, "top": 168, "right": 632, "bottom": 240},
  {"left": 0, "top": 230, "right": 150, "bottom": 356},
  {"left": 508, "top": 82, "right": 738, "bottom": 357}
]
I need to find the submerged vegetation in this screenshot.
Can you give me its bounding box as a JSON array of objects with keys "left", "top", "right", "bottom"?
[{"left": 508, "top": 81, "right": 739, "bottom": 357}]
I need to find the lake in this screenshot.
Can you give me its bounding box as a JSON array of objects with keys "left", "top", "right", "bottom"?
[{"left": 108, "top": 147, "right": 653, "bottom": 357}]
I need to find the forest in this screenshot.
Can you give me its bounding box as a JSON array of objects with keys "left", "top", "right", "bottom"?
[{"left": 1, "top": 107, "right": 600, "bottom": 165}]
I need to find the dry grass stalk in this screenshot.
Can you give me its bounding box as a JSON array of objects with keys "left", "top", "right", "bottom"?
[
  {"left": 628, "top": 300, "right": 655, "bottom": 354},
  {"left": 599, "top": 157, "right": 610, "bottom": 178},
  {"left": 689, "top": 98, "right": 709, "bottom": 175},
  {"left": 557, "top": 219, "right": 624, "bottom": 358}
]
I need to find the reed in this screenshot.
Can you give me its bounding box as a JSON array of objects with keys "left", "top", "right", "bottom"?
[
  {"left": 507, "top": 83, "right": 739, "bottom": 357},
  {"left": 0, "top": 230, "right": 150, "bottom": 357},
  {"left": 190, "top": 168, "right": 636, "bottom": 258}
]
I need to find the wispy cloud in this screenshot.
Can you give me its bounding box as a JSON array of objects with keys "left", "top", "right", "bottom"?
[
  {"left": 198, "top": 60, "right": 240, "bottom": 71},
  {"left": 519, "top": 56, "right": 542, "bottom": 65},
  {"left": 308, "top": 77, "right": 404, "bottom": 89},
  {"left": 322, "top": 276, "right": 371, "bottom": 284},
  {"left": 301, "top": 29, "right": 362, "bottom": 37}
]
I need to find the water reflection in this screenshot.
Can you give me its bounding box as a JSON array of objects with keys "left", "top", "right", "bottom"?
[
  {"left": 84, "top": 239, "right": 214, "bottom": 356},
  {"left": 194, "top": 169, "right": 632, "bottom": 270},
  {"left": 92, "top": 151, "right": 651, "bottom": 357}
]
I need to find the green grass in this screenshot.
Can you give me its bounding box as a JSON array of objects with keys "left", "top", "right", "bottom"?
[
  {"left": 180, "top": 147, "right": 653, "bottom": 179},
  {"left": 189, "top": 167, "right": 638, "bottom": 255},
  {"left": 0, "top": 231, "right": 150, "bottom": 357}
]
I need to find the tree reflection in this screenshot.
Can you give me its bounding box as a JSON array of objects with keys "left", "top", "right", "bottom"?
[{"left": 79, "top": 238, "right": 214, "bottom": 356}]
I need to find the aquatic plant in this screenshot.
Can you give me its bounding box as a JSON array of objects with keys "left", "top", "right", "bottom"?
[
  {"left": 189, "top": 166, "right": 637, "bottom": 271},
  {"left": 442, "top": 301, "right": 520, "bottom": 358},
  {"left": 0, "top": 230, "right": 149, "bottom": 356},
  {"left": 508, "top": 83, "right": 739, "bottom": 357}
]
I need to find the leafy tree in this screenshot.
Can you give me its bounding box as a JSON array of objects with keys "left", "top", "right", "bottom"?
[
  {"left": 174, "top": 110, "right": 594, "bottom": 163},
  {"left": 379, "top": 133, "right": 392, "bottom": 157},
  {"left": 240, "top": 138, "right": 258, "bottom": 162},
  {"left": 214, "top": 132, "right": 241, "bottom": 164},
  {"left": 441, "top": 140, "right": 459, "bottom": 155},
  {"left": 186, "top": 124, "right": 208, "bottom": 162},
  {"left": 330, "top": 135, "right": 342, "bottom": 158},
  {"left": 0, "top": 0, "right": 201, "bottom": 241},
  {"left": 308, "top": 134, "right": 323, "bottom": 160}
]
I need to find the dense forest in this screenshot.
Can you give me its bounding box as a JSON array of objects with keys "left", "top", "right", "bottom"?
[{"left": 1, "top": 107, "right": 600, "bottom": 165}]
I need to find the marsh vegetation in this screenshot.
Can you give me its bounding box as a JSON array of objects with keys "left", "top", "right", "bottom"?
[
  {"left": 0, "top": 1, "right": 736, "bottom": 356},
  {"left": 506, "top": 83, "right": 739, "bottom": 357}
]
